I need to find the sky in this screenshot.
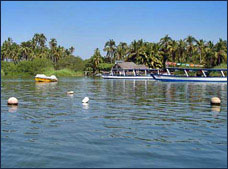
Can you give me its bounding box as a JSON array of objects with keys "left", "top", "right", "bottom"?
[{"left": 1, "top": 1, "right": 227, "bottom": 59}]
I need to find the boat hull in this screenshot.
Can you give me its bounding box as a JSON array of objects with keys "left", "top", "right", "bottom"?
[
  {"left": 35, "top": 77, "right": 58, "bottom": 82},
  {"left": 151, "top": 74, "right": 227, "bottom": 82},
  {"left": 102, "top": 75, "right": 154, "bottom": 79}
]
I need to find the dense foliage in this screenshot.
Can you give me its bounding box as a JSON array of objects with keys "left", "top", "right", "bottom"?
[
  {"left": 1, "top": 33, "right": 84, "bottom": 76},
  {"left": 85, "top": 35, "right": 227, "bottom": 73},
  {"left": 1, "top": 33, "right": 227, "bottom": 76}
]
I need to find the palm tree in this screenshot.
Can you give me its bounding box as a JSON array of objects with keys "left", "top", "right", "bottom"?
[
  {"left": 92, "top": 48, "right": 103, "bottom": 73},
  {"left": 214, "top": 38, "right": 227, "bottom": 65},
  {"left": 196, "top": 39, "right": 206, "bottom": 64},
  {"left": 159, "top": 35, "right": 172, "bottom": 68},
  {"left": 49, "top": 38, "right": 57, "bottom": 49},
  {"left": 184, "top": 35, "right": 196, "bottom": 63},
  {"left": 69, "top": 46, "right": 75, "bottom": 55},
  {"left": 10, "top": 43, "right": 20, "bottom": 64},
  {"left": 142, "top": 42, "right": 162, "bottom": 68},
  {"left": 168, "top": 40, "right": 178, "bottom": 63},
  {"left": 177, "top": 39, "right": 186, "bottom": 63},
  {"left": 103, "top": 39, "right": 116, "bottom": 63},
  {"left": 49, "top": 38, "right": 58, "bottom": 63},
  {"left": 116, "top": 42, "right": 128, "bottom": 60},
  {"left": 32, "top": 33, "right": 47, "bottom": 48},
  {"left": 1, "top": 38, "right": 13, "bottom": 61},
  {"left": 204, "top": 41, "right": 215, "bottom": 67},
  {"left": 39, "top": 33, "right": 47, "bottom": 48},
  {"left": 126, "top": 39, "right": 145, "bottom": 64}
]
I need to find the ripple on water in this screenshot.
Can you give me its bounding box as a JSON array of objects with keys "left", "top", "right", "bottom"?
[{"left": 1, "top": 78, "right": 227, "bottom": 168}]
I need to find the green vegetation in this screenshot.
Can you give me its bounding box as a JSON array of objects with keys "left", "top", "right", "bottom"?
[
  {"left": 85, "top": 36, "right": 227, "bottom": 72},
  {"left": 43, "top": 68, "right": 84, "bottom": 77},
  {"left": 1, "top": 33, "right": 85, "bottom": 77},
  {"left": 213, "top": 63, "right": 227, "bottom": 69},
  {"left": 1, "top": 33, "right": 227, "bottom": 77}
]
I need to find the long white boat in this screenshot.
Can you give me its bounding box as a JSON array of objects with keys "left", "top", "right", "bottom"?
[
  {"left": 101, "top": 61, "right": 160, "bottom": 80},
  {"left": 151, "top": 68, "right": 227, "bottom": 82},
  {"left": 102, "top": 75, "right": 154, "bottom": 79}
]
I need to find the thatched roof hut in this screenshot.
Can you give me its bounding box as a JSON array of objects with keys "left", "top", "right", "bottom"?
[{"left": 112, "top": 62, "right": 149, "bottom": 70}]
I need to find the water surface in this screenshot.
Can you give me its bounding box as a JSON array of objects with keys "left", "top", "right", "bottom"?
[{"left": 1, "top": 77, "right": 227, "bottom": 168}]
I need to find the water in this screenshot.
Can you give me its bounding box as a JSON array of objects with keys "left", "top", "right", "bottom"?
[{"left": 1, "top": 77, "right": 227, "bottom": 168}]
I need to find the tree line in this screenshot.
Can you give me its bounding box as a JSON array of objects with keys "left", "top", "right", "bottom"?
[
  {"left": 1, "top": 33, "right": 227, "bottom": 75},
  {"left": 86, "top": 35, "right": 227, "bottom": 73},
  {"left": 1, "top": 33, "right": 78, "bottom": 65}
]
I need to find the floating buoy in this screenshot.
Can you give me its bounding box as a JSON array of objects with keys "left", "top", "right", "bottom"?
[
  {"left": 210, "top": 97, "right": 221, "bottom": 105},
  {"left": 7, "top": 97, "right": 18, "bottom": 105},
  {"left": 67, "top": 91, "right": 74, "bottom": 94},
  {"left": 82, "top": 97, "right": 89, "bottom": 103}
]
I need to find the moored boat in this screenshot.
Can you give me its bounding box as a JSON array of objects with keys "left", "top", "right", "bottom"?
[
  {"left": 35, "top": 74, "right": 58, "bottom": 82},
  {"left": 102, "top": 74, "right": 154, "bottom": 79},
  {"left": 102, "top": 61, "right": 159, "bottom": 80},
  {"left": 151, "top": 68, "right": 227, "bottom": 82}
]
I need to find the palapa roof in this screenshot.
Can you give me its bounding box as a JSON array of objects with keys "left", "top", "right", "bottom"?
[{"left": 113, "top": 62, "right": 149, "bottom": 70}]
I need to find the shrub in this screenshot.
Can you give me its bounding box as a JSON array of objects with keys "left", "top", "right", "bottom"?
[
  {"left": 1, "top": 69, "right": 5, "bottom": 76},
  {"left": 43, "top": 68, "right": 84, "bottom": 77},
  {"left": 16, "top": 58, "right": 54, "bottom": 75},
  {"left": 98, "top": 63, "right": 114, "bottom": 71},
  {"left": 1, "top": 61, "right": 17, "bottom": 76},
  {"left": 55, "top": 55, "right": 85, "bottom": 71}
]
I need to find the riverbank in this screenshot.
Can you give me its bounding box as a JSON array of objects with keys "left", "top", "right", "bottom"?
[
  {"left": 1, "top": 68, "right": 84, "bottom": 78},
  {"left": 1, "top": 59, "right": 84, "bottom": 78}
]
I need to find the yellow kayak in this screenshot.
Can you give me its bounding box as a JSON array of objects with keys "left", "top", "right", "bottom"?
[{"left": 35, "top": 74, "right": 58, "bottom": 82}]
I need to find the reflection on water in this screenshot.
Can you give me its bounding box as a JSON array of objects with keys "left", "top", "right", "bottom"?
[
  {"left": 35, "top": 82, "right": 58, "bottom": 91},
  {"left": 82, "top": 103, "right": 89, "bottom": 110},
  {"left": 211, "top": 105, "right": 221, "bottom": 118},
  {"left": 8, "top": 105, "right": 18, "bottom": 113},
  {"left": 1, "top": 77, "right": 227, "bottom": 168}
]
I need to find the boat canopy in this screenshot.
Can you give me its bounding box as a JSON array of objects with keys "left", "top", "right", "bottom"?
[{"left": 166, "top": 67, "right": 227, "bottom": 71}]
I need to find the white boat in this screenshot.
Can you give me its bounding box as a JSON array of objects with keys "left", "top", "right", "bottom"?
[
  {"left": 35, "top": 74, "right": 58, "bottom": 82},
  {"left": 101, "top": 61, "right": 159, "bottom": 80},
  {"left": 102, "top": 75, "right": 154, "bottom": 79},
  {"left": 151, "top": 68, "right": 227, "bottom": 82}
]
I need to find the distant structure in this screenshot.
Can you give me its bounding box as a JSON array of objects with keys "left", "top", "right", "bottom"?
[{"left": 111, "top": 61, "right": 149, "bottom": 76}]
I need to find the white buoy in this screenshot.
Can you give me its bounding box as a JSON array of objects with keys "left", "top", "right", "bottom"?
[
  {"left": 67, "top": 91, "right": 74, "bottom": 94},
  {"left": 82, "top": 97, "right": 89, "bottom": 103},
  {"left": 7, "top": 97, "right": 18, "bottom": 105},
  {"left": 210, "top": 97, "right": 221, "bottom": 105}
]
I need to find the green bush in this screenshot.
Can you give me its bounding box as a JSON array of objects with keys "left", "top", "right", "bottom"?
[
  {"left": 1, "top": 61, "right": 18, "bottom": 76},
  {"left": 1, "top": 58, "right": 54, "bottom": 77},
  {"left": 1, "top": 69, "right": 5, "bottom": 76},
  {"left": 55, "top": 55, "right": 85, "bottom": 72},
  {"left": 16, "top": 58, "right": 53, "bottom": 75},
  {"left": 43, "top": 68, "right": 84, "bottom": 77},
  {"left": 97, "top": 63, "right": 114, "bottom": 71},
  {"left": 213, "top": 63, "right": 227, "bottom": 69}
]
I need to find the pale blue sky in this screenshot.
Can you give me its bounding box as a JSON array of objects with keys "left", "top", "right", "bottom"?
[{"left": 1, "top": 1, "right": 227, "bottom": 59}]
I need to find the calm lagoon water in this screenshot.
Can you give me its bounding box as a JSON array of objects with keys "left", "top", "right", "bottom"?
[{"left": 1, "top": 77, "right": 227, "bottom": 168}]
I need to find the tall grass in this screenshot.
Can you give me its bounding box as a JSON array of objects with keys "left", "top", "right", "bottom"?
[
  {"left": 43, "top": 68, "right": 84, "bottom": 77},
  {"left": 1, "top": 58, "right": 84, "bottom": 78}
]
